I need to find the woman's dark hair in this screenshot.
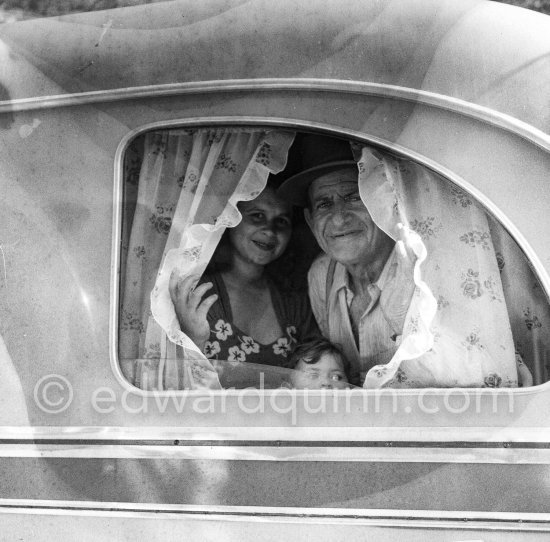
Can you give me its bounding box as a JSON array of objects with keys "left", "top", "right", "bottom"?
[
  {"left": 206, "top": 179, "right": 316, "bottom": 292},
  {"left": 287, "top": 337, "right": 349, "bottom": 377},
  {"left": 204, "top": 228, "right": 233, "bottom": 274}
]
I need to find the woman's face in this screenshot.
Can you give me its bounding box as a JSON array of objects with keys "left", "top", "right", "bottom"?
[{"left": 229, "top": 187, "right": 292, "bottom": 268}]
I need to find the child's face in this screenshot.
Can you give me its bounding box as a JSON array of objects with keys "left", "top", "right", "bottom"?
[{"left": 291, "top": 352, "right": 348, "bottom": 389}]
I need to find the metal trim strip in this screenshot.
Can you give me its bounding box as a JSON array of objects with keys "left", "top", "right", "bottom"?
[
  {"left": 0, "top": 78, "right": 547, "bottom": 150},
  {"left": 0, "top": 442, "right": 549, "bottom": 463},
  {"left": 1, "top": 439, "right": 550, "bottom": 448},
  {"left": 0, "top": 499, "right": 549, "bottom": 531},
  {"left": 1, "top": 425, "right": 550, "bottom": 441}
]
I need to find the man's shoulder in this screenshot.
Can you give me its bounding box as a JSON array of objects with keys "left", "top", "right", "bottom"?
[{"left": 308, "top": 252, "right": 332, "bottom": 280}]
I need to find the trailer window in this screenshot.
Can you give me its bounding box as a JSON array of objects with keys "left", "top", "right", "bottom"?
[{"left": 118, "top": 128, "right": 550, "bottom": 391}]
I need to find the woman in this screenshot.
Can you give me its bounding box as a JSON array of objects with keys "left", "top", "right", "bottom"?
[{"left": 170, "top": 184, "right": 318, "bottom": 366}]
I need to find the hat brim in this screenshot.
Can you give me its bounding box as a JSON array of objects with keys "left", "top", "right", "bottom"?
[{"left": 277, "top": 160, "right": 357, "bottom": 207}]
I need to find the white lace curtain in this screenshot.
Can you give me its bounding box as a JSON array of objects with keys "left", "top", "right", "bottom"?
[
  {"left": 119, "top": 132, "right": 548, "bottom": 390},
  {"left": 119, "top": 128, "right": 295, "bottom": 389},
  {"left": 358, "top": 147, "right": 550, "bottom": 388}
]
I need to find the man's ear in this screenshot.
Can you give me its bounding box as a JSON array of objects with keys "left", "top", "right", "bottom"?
[{"left": 304, "top": 208, "right": 313, "bottom": 231}]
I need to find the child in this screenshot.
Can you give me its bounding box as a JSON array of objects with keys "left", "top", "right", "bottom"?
[{"left": 287, "top": 337, "right": 350, "bottom": 389}]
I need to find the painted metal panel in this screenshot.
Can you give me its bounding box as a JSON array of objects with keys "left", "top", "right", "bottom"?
[{"left": 0, "top": 0, "right": 548, "bottom": 536}]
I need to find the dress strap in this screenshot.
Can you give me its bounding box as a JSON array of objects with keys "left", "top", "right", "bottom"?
[
  {"left": 325, "top": 258, "right": 337, "bottom": 330},
  {"left": 203, "top": 272, "right": 233, "bottom": 323}
]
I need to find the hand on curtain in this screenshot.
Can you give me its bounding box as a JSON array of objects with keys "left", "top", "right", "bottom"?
[
  {"left": 169, "top": 273, "right": 218, "bottom": 352},
  {"left": 119, "top": 127, "right": 295, "bottom": 390},
  {"left": 516, "top": 354, "right": 533, "bottom": 387}
]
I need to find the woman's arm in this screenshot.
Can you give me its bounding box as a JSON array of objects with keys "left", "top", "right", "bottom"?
[{"left": 169, "top": 273, "right": 218, "bottom": 352}]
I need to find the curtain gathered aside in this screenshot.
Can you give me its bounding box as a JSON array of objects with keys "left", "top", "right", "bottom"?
[
  {"left": 119, "top": 128, "right": 295, "bottom": 390},
  {"left": 358, "top": 147, "right": 550, "bottom": 388}
]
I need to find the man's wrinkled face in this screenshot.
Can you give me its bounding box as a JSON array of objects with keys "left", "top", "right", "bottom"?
[{"left": 304, "top": 168, "right": 387, "bottom": 266}]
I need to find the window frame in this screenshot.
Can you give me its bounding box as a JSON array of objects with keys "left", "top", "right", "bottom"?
[{"left": 111, "top": 116, "right": 550, "bottom": 400}]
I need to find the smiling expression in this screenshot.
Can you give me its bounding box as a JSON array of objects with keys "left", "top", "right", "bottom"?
[
  {"left": 229, "top": 187, "right": 292, "bottom": 268},
  {"left": 304, "top": 168, "right": 389, "bottom": 266}
]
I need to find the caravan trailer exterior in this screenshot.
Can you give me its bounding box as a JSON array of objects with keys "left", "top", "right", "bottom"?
[{"left": 0, "top": 0, "right": 549, "bottom": 539}]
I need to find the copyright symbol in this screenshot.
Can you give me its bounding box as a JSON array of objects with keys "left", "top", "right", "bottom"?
[{"left": 34, "top": 374, "right": 73, "bottom": 414}]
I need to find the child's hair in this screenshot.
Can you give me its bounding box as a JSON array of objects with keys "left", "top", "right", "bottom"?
[{"left": 288, "top": 337, "right": 349, "bottom": 375}]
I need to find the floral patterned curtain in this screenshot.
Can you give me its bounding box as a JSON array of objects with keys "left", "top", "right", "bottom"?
[
  {"left": 358, "top": 146, "right": 550, "bottom": 388},
  {"left": 119, "top": 128, "right": 295, "bottom": 390},
  {"left": 489, "top": 217, "right": 550, "bottom": 385}
]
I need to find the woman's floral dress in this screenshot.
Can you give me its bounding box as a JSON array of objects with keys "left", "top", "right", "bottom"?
[{"left": 202, "top": 273, "right": 318, "bottom": 367}]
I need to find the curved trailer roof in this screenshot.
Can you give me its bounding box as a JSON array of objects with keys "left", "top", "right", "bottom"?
[
  {"left": 0, "top": 0, "right": 547, "bottom": 140},
  {"left": 0, "top": 3, "right": 550, "bottom": 536}
]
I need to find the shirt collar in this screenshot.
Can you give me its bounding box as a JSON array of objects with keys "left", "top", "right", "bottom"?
[{"left": 333, "top": 246, "right": 397, "bottom": 295}]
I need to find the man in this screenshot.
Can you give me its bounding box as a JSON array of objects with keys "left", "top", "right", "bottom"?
[{"left": 278, "top": 137, "right": 416, "bottom": 385}]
